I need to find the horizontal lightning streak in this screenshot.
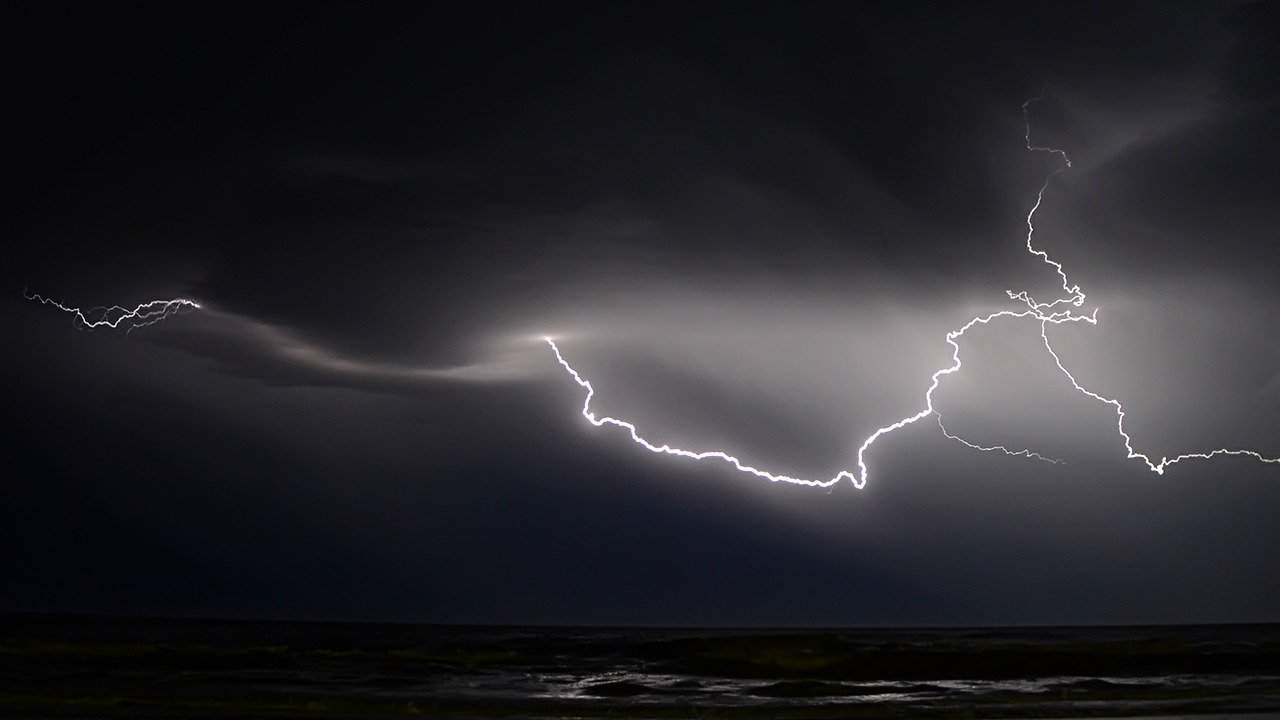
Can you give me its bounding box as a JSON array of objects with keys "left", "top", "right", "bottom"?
[
  {"left": 24, "top": 290, "right": 200, "bottom": 332},
  {"left": 937, "top": 414, "right": 1063, "bottom": 465}
]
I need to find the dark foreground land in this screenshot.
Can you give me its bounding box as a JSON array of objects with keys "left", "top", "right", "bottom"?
[{"left": 3, "top": 615, "right": 1280, "bottom": 718}]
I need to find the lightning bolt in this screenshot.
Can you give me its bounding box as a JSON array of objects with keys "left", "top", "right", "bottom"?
[
  {"left": 23, "top": 99, "right": 1278, "bottom": 484},
  {"left": 1010, "top": 97, "right": 1278, "bottom": 475},
  {"left": 936, "top": 414, "right": 1062, "bottom": 466},
  {"left": 24, "top": 290, "right": 200, "bottom": 332},
  {"left": 546, "top": 96, "right": 1279, "bottom": 487},
  {"left": 547, "top": 337, "right": 850, "bottom": 488}
]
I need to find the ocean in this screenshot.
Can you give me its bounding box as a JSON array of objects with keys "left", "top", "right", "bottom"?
[{"left": 3, "top": 615, "right": 1279, "bottom": 717}]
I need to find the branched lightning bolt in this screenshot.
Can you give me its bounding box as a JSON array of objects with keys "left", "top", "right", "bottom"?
[
  {"left": 1039, "top": 318, "right": 1279, "bottom": 473},
  {"left": 937, "top": 414, "right": 1062, "bottom": 465},
  {"left": 546, "top": 308, "right": 1090, "bottom": 487},
  {"left": 546, "top": 96, "right": 1279, "bottom": 487},
  {"left": 1011, "top": 97, "right": 1278, "bottom": 475},
  {"left": 24, "top": 290, "right": 200, "bottom": 331}
]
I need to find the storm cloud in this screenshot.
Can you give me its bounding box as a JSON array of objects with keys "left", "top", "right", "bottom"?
[{"left": 7, "top": 1, "right": 1279, "bottom": 625}]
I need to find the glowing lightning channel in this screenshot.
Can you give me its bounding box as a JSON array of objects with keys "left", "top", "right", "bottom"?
[
  {"left": 546, "top": 95, "right": 1279, "bottom": 488},
  {"left": 937, "top": 414, "right": 1062, "bottom": 466},
  {"left": 24, "top": 290, "right": 200, "bottom": 331},
  {"left": 546, "top": 337, "right": 851, "bottom": 488}
]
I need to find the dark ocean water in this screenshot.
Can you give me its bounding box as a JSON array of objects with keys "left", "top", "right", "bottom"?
[{"left": 3, "top": 616, "right": 1280, "bottom": 718}]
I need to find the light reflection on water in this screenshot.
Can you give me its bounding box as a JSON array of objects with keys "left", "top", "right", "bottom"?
[
  {"left": 10, "top": 619, "right": 1280, "bottom": 717},
  {"left": 413, "top": 668, "right": 1280, "bottom": 710}
]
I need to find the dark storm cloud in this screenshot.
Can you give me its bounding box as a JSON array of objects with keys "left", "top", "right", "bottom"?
[
  {"left": 283, "top": 153, "right": 451, "bottom": 185},
  {"left": 6, "top": 1, "right": 1280, "bottom": 625}
]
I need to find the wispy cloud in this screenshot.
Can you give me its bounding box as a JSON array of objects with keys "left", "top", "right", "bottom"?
[{"left": 145, "top": 306, "right": 550, "bottom": 391}]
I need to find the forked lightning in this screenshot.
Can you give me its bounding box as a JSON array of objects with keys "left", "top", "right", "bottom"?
[{"left": 545, "top": 97, "right": 1279, "bottom": 487}]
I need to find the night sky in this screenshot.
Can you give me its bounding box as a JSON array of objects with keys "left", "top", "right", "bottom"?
[{"left": 7, "top": 2, "right": 1280, "bottom": 626}]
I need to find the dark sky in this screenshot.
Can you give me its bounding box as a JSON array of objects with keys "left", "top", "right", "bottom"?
[{"left": 6, "top": 1, "right": 1279, "bottom": 626}]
